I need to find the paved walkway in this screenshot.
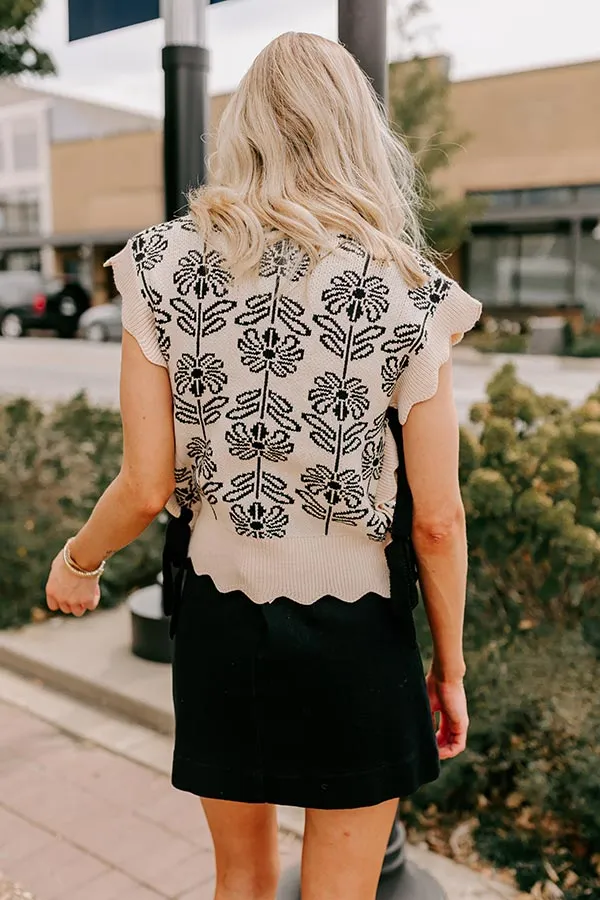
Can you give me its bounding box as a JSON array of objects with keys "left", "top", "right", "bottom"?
[
  {"left": 0, "top": 614, "right": 519, "bottom": 900},
  {"left": 0, "top": 698, "right": 302, "bottom": 899}
]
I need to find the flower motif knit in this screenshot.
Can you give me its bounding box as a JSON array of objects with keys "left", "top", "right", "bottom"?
[{"left": 107, "top": 218, "right": 482, "bottom": 604}]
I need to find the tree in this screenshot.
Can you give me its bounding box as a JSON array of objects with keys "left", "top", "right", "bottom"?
[
  {"left": 0, "top": 0, "right": 55, "bottom": 78},
  {"left": 389, "top": 0, "right": 481, "bottom": 254}
]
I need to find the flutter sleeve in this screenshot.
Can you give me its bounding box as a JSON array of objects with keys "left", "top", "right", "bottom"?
[
  {"left": 105, "top": 241, "right": 167, "bottom": 368},
  {"left": 392, "top": 265, "right": 482, "bottom": 424}
]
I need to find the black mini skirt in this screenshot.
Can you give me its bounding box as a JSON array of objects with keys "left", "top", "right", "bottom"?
[{"left": 170, "top": 544, "right": 440, "bottom": 810}]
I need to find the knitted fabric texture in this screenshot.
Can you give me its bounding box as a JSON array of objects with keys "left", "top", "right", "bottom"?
[{"left": 107, "top": 219, "right": 481, "bottom": 604}]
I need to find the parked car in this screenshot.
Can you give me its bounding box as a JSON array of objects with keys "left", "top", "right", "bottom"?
[
  {"left": 0, "top": 271, "right": 90, "bottom": 339},
  {"left": 78, "top": 296, "right": 122, "bottom": 342}
]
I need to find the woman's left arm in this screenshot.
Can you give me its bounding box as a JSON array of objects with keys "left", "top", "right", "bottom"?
[{"left": 46, "top": 331, "right": 175, "bottom": 616}]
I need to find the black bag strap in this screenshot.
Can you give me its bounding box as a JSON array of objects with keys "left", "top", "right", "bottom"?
[
  {"left": 385, "top": 408, "right": 413, "bottom": 539},
  {"left": 162, "top": 506, "right": 193, "bottom": 619}
]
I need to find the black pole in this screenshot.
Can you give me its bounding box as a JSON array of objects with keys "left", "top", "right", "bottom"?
[
  {"left": 338, "top": 0, "right": 388, "bottom": 104},
  {"left": 162, "top": 0, "right": 210, "bottom": 221}
]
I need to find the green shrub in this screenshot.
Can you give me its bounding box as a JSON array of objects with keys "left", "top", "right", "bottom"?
[
  {"left": 461, "top": 364, "right": 600, "bottom": 638},
  {"left": 467, "top": 332, "right": 529, "bottom": 354},
  {"left": 563, "top": 323, "right": 600, "bottom": 359},
  {"left": 465, "top": 317, "right": 530, "bottom": 354},
  {"left": 407, "top": 363, "right": 600, "bottom": 898},
  {"left": 410, "top": 624, "right": 600, "bottom": 898},
  {"left": 0, "top": 394, "right": 164, "bottom": 628}
]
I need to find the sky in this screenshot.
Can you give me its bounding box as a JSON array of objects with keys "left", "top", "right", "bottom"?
[{"left": 30, "top": 0, "right": 600, "bottom": 115}]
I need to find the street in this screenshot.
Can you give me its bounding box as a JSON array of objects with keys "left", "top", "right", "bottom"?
[{"left": 1, "top": 338, "right": 600, "bottom": 421}]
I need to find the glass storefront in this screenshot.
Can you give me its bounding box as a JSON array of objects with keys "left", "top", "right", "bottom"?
[
  {"left": 467, "top": 228, "right": 600, "bottom": 312},
  {"left": 469, "top": 234, "right": 519, "bottom": 305},
  {"left": 518, "top": 233, "right": 572, "bottom": 307},
  {"left": 579, "top": 233, "right": 600, "bottom": 317}
]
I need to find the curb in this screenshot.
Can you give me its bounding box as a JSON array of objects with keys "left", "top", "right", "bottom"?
[{"left": 0, "top": 633, "right": 174, "bottom": 737}]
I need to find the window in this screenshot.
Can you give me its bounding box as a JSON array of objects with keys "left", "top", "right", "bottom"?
[
  {"left": 579, "top": 231, "right": 600, "bottom": 316},
  {"left": 470, "top": 190, "right": 519, "bottom": 209},
  {"left": 12, "top": 118, "right": 39, "bottom": 172},
  {"left": 469, "top": 185, "right": 600, "bottom": 211},
  {"left": 519, "top": 187, "right": 574, "bottom": 207},
  {"left": 518, "top": 234, "right": 572, "bottom": 306},
  {"left": 0, "top": 194, "right": 40, "bottom": 236},
  {"left": 469, "top": 234, "right": 520, "bottom": 305},
  {"left": 4, "top": 250, "right": 41, "bottom": 272},
  {"left": 468, "top": 232, "right": 575, "bottom": 308},
  {"left": 576, "top": 185, "right": 600, "bottom": 208}
]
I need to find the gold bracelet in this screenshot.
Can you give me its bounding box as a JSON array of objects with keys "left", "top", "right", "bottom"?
[{"left": 63, "top": 539, "right": 106, "bottom": 580}]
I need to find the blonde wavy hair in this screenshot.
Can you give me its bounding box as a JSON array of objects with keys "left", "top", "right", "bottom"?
[{"left": 190, "top": 31, "right": 426, "bottom": 284}]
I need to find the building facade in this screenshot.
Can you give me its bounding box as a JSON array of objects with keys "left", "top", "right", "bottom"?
[
  {"left": 437, "top": 59, "right": 600, "bottom": 318},
  {"left": 0, "top": 82, "right": 161, "bottom": 303},
  {"left": 0, "top": 83, "right": 53, "bottom": 274},
  {"left": 2, "top": 58, "right": 600, "bottom": 313}
]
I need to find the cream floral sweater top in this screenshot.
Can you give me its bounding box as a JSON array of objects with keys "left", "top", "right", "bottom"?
[{"left": 108, "top": 218, "right": 481, "bottom": 605}]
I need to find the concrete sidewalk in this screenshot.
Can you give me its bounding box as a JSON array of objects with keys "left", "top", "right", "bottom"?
[{"left": 0, "top": 611, "right": 519, "bottom": 900}]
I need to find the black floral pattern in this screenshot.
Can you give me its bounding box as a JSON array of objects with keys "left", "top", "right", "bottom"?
[
  {"left": 379, "top": 260, "right": 452, "bottom": 401},
  {"left": 323, "top": 270, "right": 390, "bottom": 323},
  {"left": 230, "top": 502, "right": 289, "bottom": 539},
  {"left": 174, "top": 249, "right": 232, "bottom": 300},
  {"left": 260, "top": 239, "right": 310, "bottom": 281},
  {"left": 128, "top": 220, "right": 457, "bottom": 553},
  {"left": 226, "top": 422, "right": 294, "bottom": 462},
  {"left": 362, "top": 439, "right": 384, "bottom": 482},
  {"left": 174, "top": 467, "right": 202, "bottom": 509},
  {"left": 366, "top": 508, "right": 393, "bottom": 542},
  {"left": 300, "top": 465, "right": 364, "bottom": 508},
  {"left": 187, "top": 437, "right": 217, "bottom": 481},
  {"left": 298, "top": 249, "right": 391, "bottom": 533},
  {"left": 381, "top": 355, "right": 409, "bottom": 397},
  {"left": 238, "top": 328, "right": 304, "bottom": 377},
  {"left": 224, "top": 246, "right": 310, "bottom": 536},
  {"left": 308, "top": 372, "right": 369, "bottom": 422},
  {"left": 174, "top": 353, "right": 227, "bottom": 398},
  {"left": 132, "top": 231, "right": 168, "bottom": 273}
]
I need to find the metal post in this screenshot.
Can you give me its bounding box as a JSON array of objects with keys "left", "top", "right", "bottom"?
[
  {"left": 338, "top": 0, "right": 388, "bottom": 104},
  {"left": 161, "top": 0, "right": 210, "bottom": 220},
  {"left": 571, "top": 217, "right": 582, "bottom": 308}
]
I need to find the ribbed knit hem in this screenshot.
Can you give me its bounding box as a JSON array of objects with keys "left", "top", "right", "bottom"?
[{"left": 188, "top": 511, "right": 392, "bottom": 605}]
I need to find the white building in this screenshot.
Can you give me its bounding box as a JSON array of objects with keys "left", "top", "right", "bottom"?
[{"left": 0, "top": 81, "right": 160, "bottom": 283}]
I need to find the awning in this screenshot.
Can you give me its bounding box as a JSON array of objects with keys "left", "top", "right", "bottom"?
[
  {"left": 49, "top": 230, "right": 136, "bottom": 248},
  {"left": 0, "top": 230, "right": 138, "bottom": 251},
  {"left": 0, "top": 235, "right": 44, "bottom": 251}
]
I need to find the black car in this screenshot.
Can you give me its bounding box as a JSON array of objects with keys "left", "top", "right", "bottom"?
[{"left": 0, "top": 271, "right": 90, "bottom": 339}]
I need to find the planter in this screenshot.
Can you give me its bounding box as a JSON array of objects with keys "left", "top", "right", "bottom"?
[{"left": 128, "top": 583, "right": 172, "bottom": 664}]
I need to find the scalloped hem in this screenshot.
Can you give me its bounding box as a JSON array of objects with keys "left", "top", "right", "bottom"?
[{"left": 187, "top": 511, "right": 392, "bottom": 605}]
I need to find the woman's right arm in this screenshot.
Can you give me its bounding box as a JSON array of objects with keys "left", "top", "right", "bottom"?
[{"left": 402, "top": 358, "right": 469, "bottom": 759}]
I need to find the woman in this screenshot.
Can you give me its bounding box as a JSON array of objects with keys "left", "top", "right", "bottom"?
[{"left": 46, "top": 32, "right": 481, "bottom": 900}]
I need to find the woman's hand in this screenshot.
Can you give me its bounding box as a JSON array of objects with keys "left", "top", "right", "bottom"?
[
  {"left": 46, "top": 551, "right": 101, "bottom": 618},
  {"left": 426, "top": 670, "right": 469, "bottom": 760}
]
